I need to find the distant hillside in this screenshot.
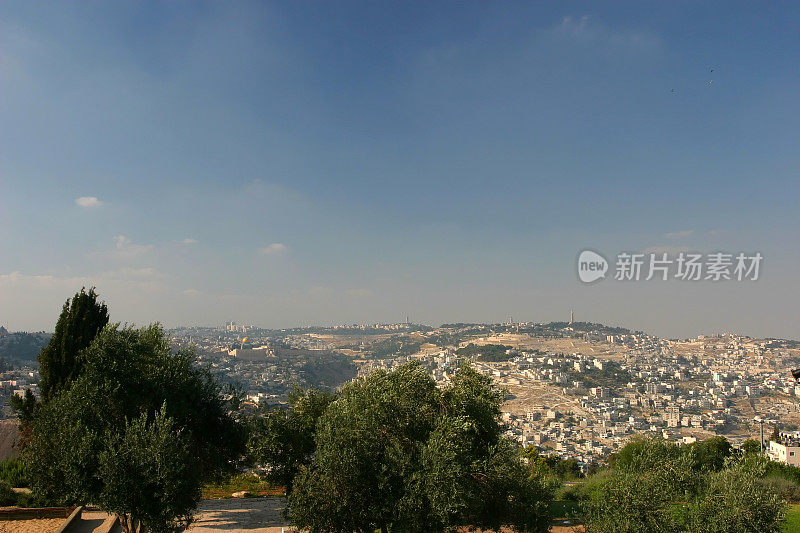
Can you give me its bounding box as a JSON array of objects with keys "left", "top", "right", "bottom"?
[
  {"left": 0, "top": 419, "right": 20, "bottom": 460},
  {"left": 0, "top": 330, "right": 50, "bottom": 363},
  {"left": 272, "top": 346, "right": 358, "bottom": 389}
]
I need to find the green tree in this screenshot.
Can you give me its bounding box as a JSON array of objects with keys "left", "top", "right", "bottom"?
[
  {"left": 584, "top": 437, "right": 786, "bottom": 533},
  {"left": 248, "top": 387, "right": 336, "bottom": 493},
  {"left": 38, "top": 287, "right": 109, "bottom": 401},
  {"left": 740, "top": 439, "right": 762, "bottom": 456},
  {"left": 98, "top": 406, "right": 200, "bottom": 533},
  {"left": 520, "top": 445, "right": 582, "bottom": 480},
  {"left": 688, "top": 462, "right": 785, "bottom": 532},
  {"left": 684, "top": 436, "right": 732, "bottom": 472},
  {"left": 9, "top": 388, "right": 38, "bottom": 425},
  {"left": 608, "top": 435, "right": 682, "bottom": 472},
  {"left": 24, "top": 324, "right": 245, "bottom": 530},
  {"left": 287, "top": 362, "right": 553, "bottom": 532}
]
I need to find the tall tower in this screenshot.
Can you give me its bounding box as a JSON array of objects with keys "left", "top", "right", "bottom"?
[{"left": 570, "top": 310, "right": 574, "bottom": 325}]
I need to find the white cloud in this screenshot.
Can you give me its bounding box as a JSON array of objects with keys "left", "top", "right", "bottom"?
[
  {"left": 0, "top": 270, "right": 90, "bottom": 289},
  {"left": 75, "top": 196, "right": 103, "bottom": 208},
  {"left": 114, "top": 235, "right": 129, "bottom": 249},
  {"left": 548, "top": 15, "right": 662, "bottom": 53},
  {"left": 1, "top": 267, "right": 164, "bottom": 289},
  {"left": 182, "top": 288, "right": 201, "bottom": 296},
  {"left": 664, "top": 230, "right": 694, "bottom": 240},
  {"left": 180, "top": 238, "right": 198, "bottom": 245},
  {"left": 109, "top": 235, "right": 153, "bottom": 257},
  {"left": 258, "top": 243, "right": 288, "bottom": 256}
]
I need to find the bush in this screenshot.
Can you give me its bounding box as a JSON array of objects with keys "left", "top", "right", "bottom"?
[
  {"left": 0, "top": 480, "right": 17, "bottom": 506},
  {"left": 0, "top": 458, "right": 29, "bottom": 488},
  {"left": 758, "top": 475, "right": 800, "bottom": 503},
  {"left": 689, "top": 464, "right": 786, "bottom": 532},
  {"left": 583, "top": 438, "right": 787, "bottom": 533},
  {"left": 559, "top": 470, "right": 612, "bottom": 502}
]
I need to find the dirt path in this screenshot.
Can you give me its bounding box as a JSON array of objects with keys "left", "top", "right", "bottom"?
[{"left": 186, "top": 498, "right": 295, "bottom": 532}]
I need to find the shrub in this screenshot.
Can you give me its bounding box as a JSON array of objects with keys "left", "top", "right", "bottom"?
[
  {"left": 0, "top": 480, "right": 17, "bottom": 506},
  {"left": 758, "top": 475, "right": 800, "bottom": 503},
  {"left": 0, "top": 458, "right": 29, "bottom": 488}
]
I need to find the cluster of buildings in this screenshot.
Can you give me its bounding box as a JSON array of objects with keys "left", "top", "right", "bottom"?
[
  {"left": 0, "top": 367, "right": 39, "bottom": 417},
  {"left": 352, "top": 327, "right": 800, "bottom": 471},
  {"left": 7, "top": 320, "right": 799, "bottom": 473}
]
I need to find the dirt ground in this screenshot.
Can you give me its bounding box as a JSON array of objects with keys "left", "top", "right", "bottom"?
[
  {"left": 0, "top": 518, "right": 65, "bottom": 533},
  {"left": 465, "top": 334, "right": 628, "bottom": 362}
]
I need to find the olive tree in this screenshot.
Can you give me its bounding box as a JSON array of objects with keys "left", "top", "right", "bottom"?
[
  {"left": 287, "top": 362, "right": 553, "bottom": 532},
  {"left": 24, "top": 324, "right": 245, "bottom": 532},
  {"left": 248, "top": 387, "right": 336, "bottom": 493}
]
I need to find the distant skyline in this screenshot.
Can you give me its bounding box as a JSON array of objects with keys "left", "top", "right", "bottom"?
[{"left": 1, "top": 2, "right": 799, "bottom": 339}]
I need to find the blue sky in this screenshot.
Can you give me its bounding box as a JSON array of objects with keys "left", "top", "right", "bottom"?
[{"left": 1, "top": 1, "right": 798, "bottom": 338}]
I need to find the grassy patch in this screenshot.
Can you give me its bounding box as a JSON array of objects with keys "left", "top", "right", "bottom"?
[
  {"left": 783, "top": 504, "right": 800, "bottom": 533},
  {"left": 550, "top": 499, "right": 582, "bottom": 519},
  {"left": 201, "top": 473, "right": 284, "bottom": 499}
]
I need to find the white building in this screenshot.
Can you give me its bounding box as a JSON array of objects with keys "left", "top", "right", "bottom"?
[{"left": 767, "top": 441, "right": 800, "bottom": 466}]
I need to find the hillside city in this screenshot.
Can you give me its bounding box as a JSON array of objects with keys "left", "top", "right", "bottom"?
[{"left": 5, "top": 317, "right": 800, "bottom": 472}]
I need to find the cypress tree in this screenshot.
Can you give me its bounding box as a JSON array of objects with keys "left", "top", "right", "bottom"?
[{"left": 38, "top": 287, "right": 109, "bottom": 401}]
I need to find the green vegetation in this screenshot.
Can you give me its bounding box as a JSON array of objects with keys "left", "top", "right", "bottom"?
[
  {"left": 24, "top": 324, "right": 245, "bottom": 532},
  {"left": 563, "top": 360, "right": 632, "bottom": 388},
  {"left": 455, "top": 343, "right": 516, "bottom": 362},
  {"left": 300, "top": 354, "right": 358, "bottom": 389},
  {"left": 201, "top": 473, "right": 283, "bottom": 499},
  {"left": 563, "top": 437, "right": 787, "bottom": 533},
  {"left": 16, "top": 289, "right": 245, "bottom": 533},
  {"left": 97, "top": 406, "right": 200, "bottom": 533},
  {"left": 274, "top": 362, "right": 553, "bottom": 532},
  {"left": 783, "top": 505, "right": 800, "bottom": 533},
  {"left": 522, "top": 445, "right": 583, "bottom": 481},
  {"left": 0, "top": 457, "right": 28, "bottom": 487},
  {"left": 364, "top": 337, "right": 424, "bottom": 358},
  {"left": 0, "top": 331, "right": 51, "bottom": 363},
  {"left": 10, "top": 288, "right": 798, "bottom": 533},
  {"left": 37, "top": 287, "right": 109, "bottom": 402},
  {"left": 248, "top": 387, "right": 336, "bottom": 493}
]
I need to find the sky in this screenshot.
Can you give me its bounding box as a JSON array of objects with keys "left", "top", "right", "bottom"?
[{"left": 1, "top": 1, "right": 799, "bottom": 339}]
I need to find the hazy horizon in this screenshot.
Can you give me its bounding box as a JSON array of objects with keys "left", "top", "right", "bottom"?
[{"left": 1, "top": 2, "right": 798, "bottom": 339}]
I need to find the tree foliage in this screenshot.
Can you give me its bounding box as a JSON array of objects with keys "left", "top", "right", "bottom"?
[
  {"left": 286, "top": 362, "right": 553, "bottom": 532},
  {"left": 740, "top": 439, "right": 762, "bottom": 456},
  {"left": 97, "top": 406, "right": 200, "bottom": 533},
  {"left": 248, "top": 387, "right": 336, "bottom": 493},
  {"left": 24, "top": 324, "right": 245, "bottom": 532},
  {"left": 37, "top": 287, "right": 109, "bottom": 401},
  {"left": 584, "top": 437, "right": 785, "bottom": 533},
  {"left": 521, "top": 445, "right": 583, "bottom": 480}
]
